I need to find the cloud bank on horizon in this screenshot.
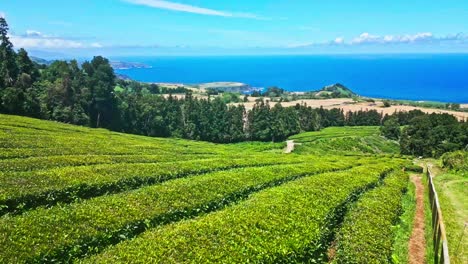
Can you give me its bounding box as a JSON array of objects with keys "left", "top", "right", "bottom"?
[
  {"left": 289, "top": 32, "right": 468, "bottom": 48},
  {"left": 10, "top": 29, "right": 467, "bottom": 51},
  {"left": 9, "top": 30, "right": 103, "bottom": 49}
]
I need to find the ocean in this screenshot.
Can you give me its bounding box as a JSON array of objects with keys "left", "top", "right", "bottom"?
[{"left": 113, "top": 54, "right": 468, "bottom": 103}]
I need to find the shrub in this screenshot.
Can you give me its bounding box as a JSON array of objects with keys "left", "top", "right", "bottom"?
[
  {"left": 441, "top": 150, "right": 468, "bottom": 171},
  {"left": 84, "top": 163, "right": 402, "bottom": 263},
  {"left": 335, "top": 171, "right": 409, "bottom": 263}
]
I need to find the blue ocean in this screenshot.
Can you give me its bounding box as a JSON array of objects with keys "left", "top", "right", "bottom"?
[{"left": 114, "top": 54, "right": 468, "bottom": 103}]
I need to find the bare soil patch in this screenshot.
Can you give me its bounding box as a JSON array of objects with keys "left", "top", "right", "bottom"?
[
  {"left": 234, "top": 99, "right": 468, "bottom": 121},
  {"left": 409, "top": 175, "right": 426, "bottom": 264}
]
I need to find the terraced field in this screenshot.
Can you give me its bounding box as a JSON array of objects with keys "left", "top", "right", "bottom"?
[
  {"left": 289, "top": 126, "right": 400, "bottom": 155},
  {"left": 0, "top": 114, "right": 412, "bottom": 263}
]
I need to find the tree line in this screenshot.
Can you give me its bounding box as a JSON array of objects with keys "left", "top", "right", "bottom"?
[
  {"left": 1, "top": 17, "right": 466, "bottom": 149},
  {"left": 380, "top": 111, "right": 467, "bottom": 157}
]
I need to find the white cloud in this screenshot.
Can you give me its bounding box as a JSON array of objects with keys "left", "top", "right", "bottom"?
[
  {"left": 334, "top": 37, "right": 345, "bottom": 45},
  {"left": 350, "top": 32, "right": 437, "bottom": 45},
  {"left": 0, "top": 11, "right": 5, "bottom": 18},
  {"left": 91, "top": 42, "right": 104, "bottom": 48},
  {"left": 25, "top": 30, "right": 46, "bottom": 37},
  {"left": 351, "top": 32, "right": 381, "bottom": 44},
  {"left": 287, "top": 32, "right": 467, "bottom": 49},
  {"left": 10, "top": 35, "right": 85, "bottom": 49},
  {"left": 123, "top": 0, "right": 266, "bottom": 19},
  {"left": 9, "top": 30, "right": 104, "bottom": 49}
]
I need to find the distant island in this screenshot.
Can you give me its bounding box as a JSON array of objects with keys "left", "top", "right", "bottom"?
[
  {"left": 110, "top": 61, "right": 152, "bottom": 70},
  {"left": 31, "top": 56, "right": 151, "bottom": 70}
]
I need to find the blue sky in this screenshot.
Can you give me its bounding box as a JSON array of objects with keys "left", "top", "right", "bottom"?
[{"left": 1, "top": 0, "right": 468, "bottom": 57}]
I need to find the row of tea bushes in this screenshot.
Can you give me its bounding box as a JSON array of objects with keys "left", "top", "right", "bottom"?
[
  {"left": 334, "top": 170, "right": 409, "bottom": 263},
  {"left": 0, "top": 159, "right": 359, "bottom": 263},
  {"left": 84, "top": 162, "right": 401, "bottom": 263}
]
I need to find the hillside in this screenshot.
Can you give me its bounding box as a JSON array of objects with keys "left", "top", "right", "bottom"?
[
  {"left": 312, "top": 83, "right": 358, "bottom": 98},
  {"left": 289, "top": 126, "right": 400, "bottom": 155},
  {"left": 0, "top": 114, "right": 415, "bottom": 263}
]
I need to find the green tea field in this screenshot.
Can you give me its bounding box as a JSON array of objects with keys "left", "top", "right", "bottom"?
[{"left": 0, "top": 114, "right": 412, "bottom": 263}]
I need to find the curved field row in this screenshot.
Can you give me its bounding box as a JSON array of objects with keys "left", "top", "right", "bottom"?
[
  {"left": 289, "top": 127, "right": 379, "bottom": 142},
  {"left": 296, "top": 136, "right": 400, "bottom": 155},
  {"left": 0, "top": 115, "right": 282, "bottom": 159},
  {"left": 289, "top": 127, "right": 399, "bottom": 155},
  {"left": 0, "top": 159, "right": 360, "bottom": 263},
  {"left": 0, "top": 154, "right": 217, "bottom": 172},
  {"left": 334, "top": 170, "right": 409, "bottom": 263},
  {"left": 84, "top": 162, "right": 402, "bottom": 263},
  {"left": 0, "top": 155, "right": 310, "bottom": 215}
]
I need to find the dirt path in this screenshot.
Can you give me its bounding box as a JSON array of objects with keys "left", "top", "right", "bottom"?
[
  {"left": 409, "top": 175, "right": 426, "bottom": 264},
  {"left": 284, "top": 140, "right": 295, "bottom": 153}
]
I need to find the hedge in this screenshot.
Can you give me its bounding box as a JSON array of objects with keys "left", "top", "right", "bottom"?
[
  {"left": 334, "top": 170, "right": 409, "bottom": 263},
  {"left": 84, "top": 162, "right": 402, "bottom": 263},
  {"left": 0, "top": 158, "right": 363, "bottom": 263},
  {"left": 0, "top": 155, "right": 312, "bottom": 215}
]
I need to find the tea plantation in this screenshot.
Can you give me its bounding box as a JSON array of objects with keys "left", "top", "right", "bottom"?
[{"left": 0, "top": 114, "right": 412, "bottom": 263}]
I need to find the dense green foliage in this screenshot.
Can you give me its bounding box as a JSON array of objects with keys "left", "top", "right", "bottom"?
[
  {"left": 290, "top": 126, "right": 400, "bottom": 155},
  {"left": 116, "top": 80, "right": 190, "bottom": 95},
  {"left": 85, "top": 163, "right": 401, "bottom": 263},
  {"left": 400, "top": 113, "right": 468, "bottom": 157},
  {"left": 0, "top": 115, "right": 412, "bottom": 263},
  {"left": 380, "top": 117, "right": 401, "bottom": 140},
  {"left": 335, "top": 170, "right": 409, "bottom": 263},
  {"left": 316, "top": 83, "right": 357, "bottom": 98},
  {"left": 441, "top": 150, "right": 468, "bottom": 171},
  {"left": 0, "top": 114, "right": 302, "bottom": 214},
  {"left": 1, "top": 160, "right": 357, "bottom": 262}
]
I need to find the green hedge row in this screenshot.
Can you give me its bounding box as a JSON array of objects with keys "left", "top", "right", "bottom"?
[
  {"left": 0, "top": 114, "right": 229, "bottom": 159},
  {"left": 84, "top": 162, "right": 402, "bottom": 264},
  {"left": 289, "top": 126, "right": 379, "bottom": 142},
  {"left": 334, "top": 170, "right": 409, "bottom": 263},
  {"left": 0, "top": 153, "right": 217, "bottom": 173},
  {"left": 0, "top": 159, "right": 360, "bottom": 263},
  {"left": 0, "top": 155, "right": 312, "bottom": 215},
  {"left": 404, "top": 164, "right": 424, "bottom": 173}
]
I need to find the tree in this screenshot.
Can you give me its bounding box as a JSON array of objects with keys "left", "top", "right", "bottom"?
[
  {"left": 450, "top": 103, "right": 461, "bottom": 111},
  {"left": 83, "top": 56, "right": 116, "bottom": 128},
  {"left": 263, "top": 86, "right": 285, "bottom": 97},
  {"left": 400, "top": 113, "right": 464, "bottom": 157},
  {"left": 16, "top": 48, "right": 39, "bottom": 83},
  {"left": 380, "top": 117, "right": 400, "bottom": 140},
  {"left": 1, "top": 87, "right": 23, "bottom": 114},
  {"left": 0, "top": 18, "right": 18, "bottom": 89},
  {"left": 247, "top": 101, "right": 272, "bottom": 141}
]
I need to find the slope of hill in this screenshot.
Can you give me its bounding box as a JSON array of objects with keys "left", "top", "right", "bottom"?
[
  {"left": 30, "top": 56, "right": 53, "bottom": 65},
  {"left": 289, "top": 126, "right": 400, "bottom": 155},
  {"left": 0, "top": 114, "right": 411, "bottom": 263},
  {"left": 312, "top": 83, "right": 358, "bottom": 98}
]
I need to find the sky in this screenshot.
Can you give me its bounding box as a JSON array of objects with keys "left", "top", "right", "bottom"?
[{"left": 1, "top": 0, "right": 468, "bottom": 58}]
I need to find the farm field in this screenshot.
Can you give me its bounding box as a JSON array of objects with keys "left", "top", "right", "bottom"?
[
  {"left": 0, "top": 114, "right": 413, "bottom": 263},
  {"left": 289, "top": 126, "right": 400, "bottom": 155}
]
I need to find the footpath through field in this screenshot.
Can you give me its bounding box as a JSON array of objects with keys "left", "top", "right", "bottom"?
[{"left": 409, "top": 175, "right": 426, "bottom": 264}]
